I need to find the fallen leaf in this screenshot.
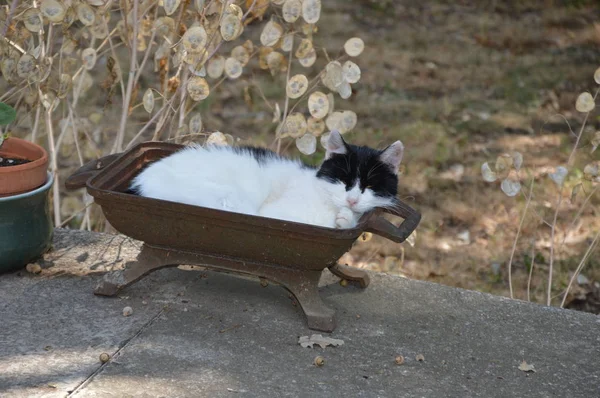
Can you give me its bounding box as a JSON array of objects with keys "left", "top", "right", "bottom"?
[
  {"left": 518, "top": 360, "right": 535, "bottom": 373},
  {"left": 299, "top": 334, "right": 344, "bottom": 348}
]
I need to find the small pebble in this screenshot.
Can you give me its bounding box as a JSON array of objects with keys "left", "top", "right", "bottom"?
[
  {"left": 26, "top": 263, "right": 42, "bottom": 274},
  {"left": 416, "top": 354, "right": 425, "bottom": 362},
  {"left": 260, "top": 278, "right": 268, "bottom": 287},
  {"left": 395, "top": 355, "right": 404, "bottom": 365},
  {"left": 142, "top": 300, "right": 148, "bottom": 305},
  {"left": 99, "top": 353, "right": 110, "bottom": 363},
  {"left": 122, "top": 306, "right": 133, "bottom": 317},
  {"left": 183, "top": 308, "right": 188, "bottom": 312},
  {"left": 339, "top": 279, "right": 348, "bottom": 287},
  {"left": 314, "top": 356, "right": 325, "bottom": 367}
]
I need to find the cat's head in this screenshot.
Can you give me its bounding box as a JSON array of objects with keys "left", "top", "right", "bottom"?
[{"left": 316, "top": 131, "right": 403, "bottom": 214}]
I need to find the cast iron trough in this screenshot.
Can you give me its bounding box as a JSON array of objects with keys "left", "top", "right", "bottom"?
[{"left": 65, "top": 142, "right": 421, "bottom": 332}]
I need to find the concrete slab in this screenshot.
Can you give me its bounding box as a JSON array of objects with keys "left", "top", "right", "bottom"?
[{"left": 1, "top": 229, "right": 599, "bottom": 397}]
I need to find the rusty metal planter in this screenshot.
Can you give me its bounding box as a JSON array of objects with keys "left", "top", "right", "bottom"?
[{"left": 66, "top": 142, "right": 421, "bottom": 332}]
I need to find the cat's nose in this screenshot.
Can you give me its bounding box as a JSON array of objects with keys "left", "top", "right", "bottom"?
[{"left": 347, "top": 198, "right": 358, "bottom": 207}]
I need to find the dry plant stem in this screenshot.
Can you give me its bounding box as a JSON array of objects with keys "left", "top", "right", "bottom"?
[
  {"left": 59, "top": 202, "right": 94, "bottom": 228},
  {"left": 567, "top": 87, "right": 600, "bottom": 166},
  {"left": 114, "top": 0, "right": 139, "bottom": 153},
  {"left": 547, "top": 187, "right": 563, "bottom": 306},
  {"left": 507, "top": 179, "right": 534, "bottom": 299},
  {"left": 560, "top": 185, "right": 599, "bottom": 248},
  {"left": 31, "top": 105, "right": 42, "bottom": 142},
  {"left": 527, "top": 239, "right": 536, "bottom": 302},
  {"left": 176, "top": 69, "right": 189, "bottom": 139},
  {"left": 276, "top": 35, "right": 294, "bottom": 154},
  {"left": 44, "top": 109, "right": 61, "bottom": 226},
  {"left": 560, "top": 226, "right": 600, "bottom": 308},
  {"left": 1, "top": 0, "right": 19, "bottom": 38}
]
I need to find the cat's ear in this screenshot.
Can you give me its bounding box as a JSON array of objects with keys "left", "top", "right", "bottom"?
[
  {"left": 325, "top": 130, "right": 347, "bottom": 159},
  {"left": 380, "top": 140, "right": 404, "bottom": 174}
]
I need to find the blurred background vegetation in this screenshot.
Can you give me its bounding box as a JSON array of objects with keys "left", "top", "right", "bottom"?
[{"left": 1, "top": 0, "right": 600, "bottom": 313}]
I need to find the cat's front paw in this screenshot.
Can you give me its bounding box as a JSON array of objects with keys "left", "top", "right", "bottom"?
[{"left": 335, "top": 208, "right": 355, "bottom": 229}]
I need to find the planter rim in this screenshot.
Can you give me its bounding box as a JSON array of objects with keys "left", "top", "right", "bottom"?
[
  {"left": 0, "top": 171, "right": 53, "bottom": 202},
  {"left": 0, "top": 137, "right": 48, "bottom": 174}
]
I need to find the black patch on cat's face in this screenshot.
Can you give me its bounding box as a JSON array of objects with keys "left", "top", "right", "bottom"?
[{"left": 316, "top": 143, "right": 398, "bottom": 199}]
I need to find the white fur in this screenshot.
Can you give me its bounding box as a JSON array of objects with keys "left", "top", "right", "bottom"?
[{"left": 130, "top": 143, "right": 396, "bottom": 229}]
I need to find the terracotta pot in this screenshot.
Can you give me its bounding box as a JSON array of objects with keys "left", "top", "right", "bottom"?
[{"left": 0, "top": 137, "right": 49, "bottom": 197}]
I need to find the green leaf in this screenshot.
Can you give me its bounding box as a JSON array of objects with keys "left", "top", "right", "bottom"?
[{"left": 0, "top": 102, "right": 17, "bottom": 126}]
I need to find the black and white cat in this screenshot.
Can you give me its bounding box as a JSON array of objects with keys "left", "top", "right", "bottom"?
[{"left": 130, "top": 131, "right": 403, "bottom": 229}]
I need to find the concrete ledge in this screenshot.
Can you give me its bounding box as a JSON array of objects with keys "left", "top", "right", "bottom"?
[{"left": 0, "top": 228, "right": 598, "bottom": 397}]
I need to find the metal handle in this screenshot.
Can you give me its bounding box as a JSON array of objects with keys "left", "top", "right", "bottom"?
[
  {"left": 64, "top": 153, "right": 122, "bottom": 190},
  {"left": 365, "top": 200, "right": 421, "bottom": 243}
]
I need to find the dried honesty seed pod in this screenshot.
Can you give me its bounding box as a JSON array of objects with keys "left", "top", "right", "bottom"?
[
  {"left": 307, "top": 117, "right": 326, "bottom": 136},
  {"left": 224, "top": 57, "right": 243, "bottom": 79},
  {"left": 23, "top": 9, "right": 43, "bottom": 33},
  {"left": 90, "top": 16, "right": 109, "bottom": 39},
  {"left": 295, "top": 38, "right": 313, "bottom": 59},
  {"left": 594, "top": 67, "right": 600, "bottom": 85},
  {"left": 154, "top": 17, "right": 175, "bottom": 37},
  {"left": 182, "top": 26, "right": 208, "bottom": 53},
  {"left": 1, "top": 58, "right": 16, "bottom": 82},
  {"left": 143, "top": 88, "right": 154, "bottom": 113},
  {"left": 231, "top": 46, "right": 250, "bottom": 66},
  {"left": 259, "top": 47, "right": 274, "bottom": 70},
  {"left": 163, "top": 0, "right": 181, "bottom": 16},
  {"left": 207, "top": 55, "right": 225, "bottom": 79},
  {"left": 184, "top": 49, "right": 208, "bottom": 68},
  {"left": 296, "top": 133, "right": 317, "bottom": 155},
  {"left": 41, "top": 0, "right": 66, "bottom": 23},
  {"left": 549, "top": 166, "right": 568, "bottom": 187},
  {"left": 260, "top": 20, "right": 284, "bottom": 47},
  {"left": 344, "top": 37, "right": 364, "bottom": 57},
  {"left": 225, "top": 3, "right": 243, "bottom": 19},
  {"left": 81, "top": 48, "right": 97, "bottom": 70},
  {"left": 308, "top": 91, "right": 329, "bottom": 119},
  {"left": 283, "top": 0, "right": 302, "bottom": 23},
  {"left": 337, "top": 81, "right": 352, "bottom": 99},
  {"left": 583, "top": 161, "right": 600, "bottom": 181},
  {"left": 77, "top": 71, "right": 94, "bottom": 95},
  {"left": 282, "top": 113, "right": 307, "bottom": 138},
  {"left": 575, "top": 92, "right": 595, "bottom": 113},
  {"left": 299, "top": 49, "right": 317, "bottom": 68},
  {"left": 326, "top": 111, "right": 356, "bottom": 133},
  {"left": 76, "top": 3, "right": 95, "bottom": 26},
  {"left": 287, "top": 74, "right": 309, "bottom": 99},
  {"left": 281, "top": 33, "right": 294, "bottom": 52},
  {"left": 481, "top": 162, "right": 497, "bottom": 182},
  {"left": 272, "top": 0, "right": 285, "bottom": 4},
  {"left": 220, "top": 14, "right": 243, "bottom": 42},
  {"left": 495, "top": 153, "right": 513, "bottom": 177},
  {"left": 189, "top": 113, "right": 203, "bottom": 135},
  {"left": 266, "top": 51, "right": 286, "bottom": 75},
  {"left": 207, "top": 131, "right": 228, "bottom": 146},
  {"left": 343, "top": 61, "right": 361, "bottom": 84},
  {"left": 327, "top": 93, "right": 335, "bottom": 115},
  {"left": 302, "top": 0, "right": 321, "bottom": 24},
  {"left": 320, "top": 132, "right": 331, "bottom": 149},
  {"left": 188, "top": 63, "right": 206, "bottom": 77},
  {"left": 322, "top": 61, "right": 344, "bottom": 91},
  {"left": 501, "top": 179, "right": 521, "bottom": 197},
  {"left": 17, "top": 54, "right": 36, "bottom": 79},
  {"left": 187, "top": 77, "right": 210, "bottom": 101}
]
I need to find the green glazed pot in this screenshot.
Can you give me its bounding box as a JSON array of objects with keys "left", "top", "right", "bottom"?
[{"left": 0, "top": 172, "right": 53, "bottom": 273}]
